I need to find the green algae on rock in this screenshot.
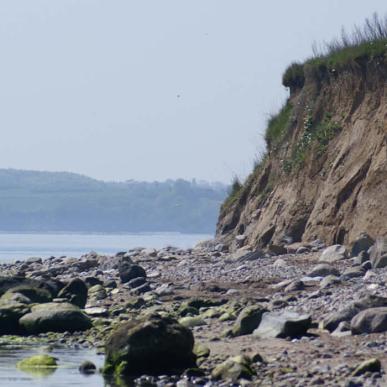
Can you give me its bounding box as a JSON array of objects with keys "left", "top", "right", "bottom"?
[{"left": 103, "top": 314, "right": 196, "bottom": 376}]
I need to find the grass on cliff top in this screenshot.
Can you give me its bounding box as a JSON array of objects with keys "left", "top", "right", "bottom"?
[
  {"left": 264, "top": 102, "right": 293, "bottom": 150},
  {"left": 283, "top": 13, "right": 387, "bottom": 87}
]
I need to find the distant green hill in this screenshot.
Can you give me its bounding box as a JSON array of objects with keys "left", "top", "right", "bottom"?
[{"left": 0, "top": 169, "right": 228, "bottom": 234}]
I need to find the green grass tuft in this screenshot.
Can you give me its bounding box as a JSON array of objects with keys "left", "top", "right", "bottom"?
[{"left": 265, "top": 102, "right": 293, "bottom": 150}]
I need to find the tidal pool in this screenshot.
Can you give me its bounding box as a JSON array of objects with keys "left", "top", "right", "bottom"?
[{"left": 0, "top": 345, "right": 106, "bottom": 387}]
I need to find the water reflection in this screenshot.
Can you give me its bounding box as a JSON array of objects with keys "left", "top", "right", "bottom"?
[{"left": 0, "top": 344, "right": 105, "bottom": 386}]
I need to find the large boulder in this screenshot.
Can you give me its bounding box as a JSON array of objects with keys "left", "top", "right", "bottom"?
[
  {"left": 4, "top": 285, "right": 52, "bottom": 303},
  {"left": 370, "top": 238, "right": 387, "bottom": 269},
  {"left": 0, "top": 276, "right": 51, "bottom": 297},
  {"left": 118, "top": 263, "right": 146, "bottom": 284},
  {"left": 0, "top": 302, "right": 30, "bottom": 334},
  {"left": 351, "top": 233, "right": 375, "bottom": 257},
  {"left": 351, "top": 307, "right": 387, "bottom": 334},
  {"left": 253, "top": 311, "right": 311, "bottom": 338},
  {"left": 19, "top": 302, "right": 91, "bottom": 333},
  {"left": 319, "top": 245, "right": 348, "bottom": 263},
  {"left": 103, "top": 314, "right": 196, "bottom": 376},
  {"left": 58, "top": 278, "right": 88, "bottom": 308},
  {"left": 322, "top": 294, "right": 387, "bottom": 332},
  {"left": 231, "top": 306, "right": 267, "bottom": 336}
]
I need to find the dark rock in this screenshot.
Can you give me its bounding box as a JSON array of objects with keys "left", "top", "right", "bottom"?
[
  {"left": 353, "top": 251, "right": 370, "bottom": 265},
  {"left": 79, "top": 361, "right": 97, "bottom": 374},
  {"left": 351, "top": 233, "right": 375, "bottom": 257},
  {"left": 127, "top": 277, "right": 147, "bottom": 289},
  {"left": 370, "top": 238, "right": 387, "bottom": 268},
  {"left": 119, "top": 263, "right": 146, "bottom": 284},
  {"left": 322, "top": 294, "right": 387, "bottom": 332},
  {"left": 341, "top": 267, "right": 365, "bottom": 280},
  {"left": 103, "top": 314, "right": 196, "bottom": 376},
  {"left": 84, "top": 277, "right": 103, "bottom": 288},
  {"left": 231, "top": 305, "right": 267, "bottom": 336},
  {"left": 253, "top": 311, "right": 311, "bottom": 338},
  {"left": 104, "top": 280, "right": 117, "bottom": 289},
  {"left": 58, "top": 278, "right": 88, "bottom": 308},
  {"left": 19, "top": 302, "right": 91, "bottom": 333},
  {"left": 0, "top": 276, "right": 44, "bottom": 297},
  {"left": 361, "top": 261, "right": 372, "bottom": 270},
  {"left": 0, "top": 302, "right": 30, "bottom": 334},
  {"left": 308, "top": 264, "right": 340, "bottom": 278},
  {"left": 284, "top": 280, "right": 304, "bottom": 292},
  {"left": 268, "top": 244, "right": 287, "bottom": 256},
  {"left": 351, "top": 307, "right": 387, "bottom": 334},
  {"left": 352, "top": 358, "right": 381, "bottom": 376}
]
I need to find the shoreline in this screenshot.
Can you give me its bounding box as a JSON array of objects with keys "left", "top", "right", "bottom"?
[{"left": 0, "top": 240, "right": 386, "bottom": 386}]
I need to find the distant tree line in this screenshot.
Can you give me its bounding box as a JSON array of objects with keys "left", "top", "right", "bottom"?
[{"left": 0, "top": 169, "right": 228, "bottom": 234}]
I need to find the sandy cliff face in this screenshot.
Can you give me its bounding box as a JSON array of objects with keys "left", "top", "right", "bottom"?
[{"left": 217, "top": 59, "right": 387, "bottom": 251}]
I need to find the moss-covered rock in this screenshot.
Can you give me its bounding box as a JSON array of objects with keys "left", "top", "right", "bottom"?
[
  {"left": 19, "top": 302, "right": 91, "bottom": 333},
  {"left": 178, "top": 316, "right": 206, "bottom": 328},
  {"left": 17, "top": 354, "right": 57, "bottom": 368},
  {"left": 4, "top": 285, "right": 52, "bottom": 303},
  {"left": 212, "top": 355, "right": 254, "bottom": 381},
  {"left": 103, "top": 314, "right": 196, "bottom": 376},
  {"left": 231, "top": 305, "right": 267, "bottom": 336}
]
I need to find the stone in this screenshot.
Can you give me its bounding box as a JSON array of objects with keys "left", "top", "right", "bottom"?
[
  {"left": 211, "top": 355, "right": 253, "bottom": 381},
  {"left": 127, "top": 277, "right": 147, "bottom": 289},
  {"left": 319, "top": 245, "right": 348, "bottom": 263},
  {"left": 351, "top": 233, "right": 375, "bottom": 257},
  {"left": 331, "top": 321, "right": 352, "bottom": 337},
  {"left": 88, "top": 284, "right": 107, "bottom": 300},
  {"left": 253, "top": 311, "right": 311, "bottom": 338},
  {"left": 119, "top": 263, "right": 146, "bottom": 283},
  {"left": 3, "top": 285, "right": 52, "bottom": 303},
  {"left": 231, "top": 306, "right": 267, "bottom": 336},
  {"left": 178, "top": 316, "right": 206, "bottom": 328},
  {"left": 57, "top": 278, "right": 88, "bottom": 308},
  {"left": 0, "top": 302, "right": 30, "bottom": 334},
  {"left": 308, "top": 264, "right": 340, "bottom": 278},
  {"left": 17, "top": 355, "right": 57, "bottom": 369},
  {"left": 0, "top": 276, "right": 49, "bottom": 297},
  {"left": 268, "top": 244, "right": 287, "bottom": 256},
  {"left": 273, "top": 258, "right": 287, "bottom": 268},
  {"left": 341, "top": 267, "right": 365, "bottom": 280},
  {"left": 353, "top": 251, "right": 370, "bottom": 265},
  {"left": 352, "top": 358, "right": 381, "bottom": 376},
  {"left": 320, "top": 275, "right": 341, "bottom": 289},
  {"left": 84, "top": 277, "right": 103, "bottom": 288},
  {"left": 19, "top": 302, "right": 92, "bottom": 333},
  {"left": 103, "top": 314, "right": 196, "bottom": 376},
  {"left": 79, "top": 361, "right": 97, "bottom": 374},
  {"left": 351, "top": 307, "right": 387, "bottom": 334},
  {"left": 322, "top": 294, "right": 387, "bottom": 332},
  {"left": 84, "top": 306, "right": 108, "bottom": 317},
  {"left": 284, "top": 280, "right": 304, "bottom": 292},
  {"left": 370, "top": 238, "right": 387, "bottom": 268}
]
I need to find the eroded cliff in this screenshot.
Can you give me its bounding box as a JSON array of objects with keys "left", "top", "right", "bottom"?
[{"left": 217, "top": 52, "right": 387, "bottom": 251}]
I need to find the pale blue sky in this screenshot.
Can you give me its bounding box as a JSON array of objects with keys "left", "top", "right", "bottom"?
[{"left": 0, "top": 1, "right": 385, "bottom": 182}]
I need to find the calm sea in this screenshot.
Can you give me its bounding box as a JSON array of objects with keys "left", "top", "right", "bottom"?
[{"left": 0, "top": 232, "right": 212, "bottom": 263}]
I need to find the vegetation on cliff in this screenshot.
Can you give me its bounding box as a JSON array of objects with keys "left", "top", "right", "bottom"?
[{"left": 219, "top": 14, "right": 387, "bottom": 248}]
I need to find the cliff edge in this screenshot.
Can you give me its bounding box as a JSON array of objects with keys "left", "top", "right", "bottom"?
[{"left": 216, "top": 31, "right": 387, "bottom": 251}]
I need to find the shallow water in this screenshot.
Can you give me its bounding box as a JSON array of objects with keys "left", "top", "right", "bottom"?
[
  {"left": 0, "top": 232, "right": 212, "bottom": 262},
  {"left": 0, "top": 345, "right": 105, "bottom": 387}
]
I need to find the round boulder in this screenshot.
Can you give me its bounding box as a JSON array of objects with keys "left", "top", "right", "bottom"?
[
  {"left": 103, "top": 314, "right": 196, "bottom": 376},
  {"left": 19, "top": 302, "right": 91, "bottom": 333},
  {"left": 57, "top": 278, "right": 88, "bottom": 308}
]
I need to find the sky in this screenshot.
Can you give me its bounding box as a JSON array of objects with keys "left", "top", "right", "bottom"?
[{"left": 0, "top": 1, "right": 385, "bottom": 183}]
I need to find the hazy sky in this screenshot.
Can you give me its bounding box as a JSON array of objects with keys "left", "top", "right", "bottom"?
[{"left": 0, "top": 1, "right": 385, "bottom": 183}]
